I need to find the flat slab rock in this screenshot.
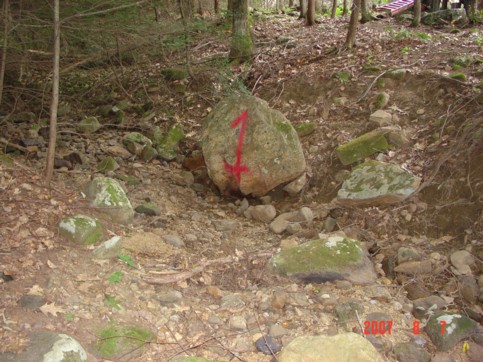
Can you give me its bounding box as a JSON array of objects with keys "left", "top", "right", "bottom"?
[
  {"left": 337, "top": 160, "right": 420, "bottom": 206},
  {"left": 202, "top": 94, "right": 306, "bottom": 196},
  {"left": 270, "top": 234, "right": 377, "bottom": 285}
]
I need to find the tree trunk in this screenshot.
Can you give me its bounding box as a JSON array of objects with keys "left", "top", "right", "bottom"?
[
  {"left": 331, "top": 0, "right": 337, "bottom": 18},
  {"left": 307, "top": 0, "right": 315, "bottom": 24},
  {"left": 432, "top": 0, "right": 440, "bottom": 11},
  {"left": 315, "top": 0, "right": 322, "bottom": 12},
  {"left": 343, "top": 0, "right": 348, "bottom": 15},
  {"left": 345, "top": 0, "right": 360, "bottom": 48},
  {"left": 360, "top": 0, "right": 372, "bottom": 22},
  {"left": 0, "top": 0, "right": 9, "bottom": 105},
  {"left": 45, "top": 0, "right": 60, "bottom": 183},
  {"left": 441, "top": 0, "right": 448, "bottom": 9},
  {"left": 214, "top": 0, "right": 219, "bottom": 14},
  {"left": 412, "top": 0, "right": 421, "bottom": 26},
  {"left": 229, "top": 0, "right": 252, "bottom": 63},
  {"left": 197, "top": 0, "right": 203, "bottom": 16},
  {"left": 299, "top": 0, "right": 307, "bottom": 18}
]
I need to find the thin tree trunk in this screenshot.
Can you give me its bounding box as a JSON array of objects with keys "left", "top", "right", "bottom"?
[
  {"left": 360, "top": 0, "right": 372, "bottom": 22},
  {"left": 214, "top": 0, "right": 219, "bottom": 14},
  {"left": 229, "top": 0, "right": 252, "bottom": 63},
  {"left": 299, "top": 0, "right": 307, "bottom": 18},
  {"left": 412, "top": 0, "right": 421, "bottom": 26},
  {"left": 343, "top": 0, "right": 348, "bottom": 15},
  {"left": 0, "top": 0, "right": 9, "bottom": 105},
  {"left": 345, "top": 0, "right": 360, "bottom": 49},
  {"left": 307, "top": 0, "right": 315, "bottom": 25},
  {"left": 197, "top": 0, "right": 203, "bottom": 16},
  {"left": 331, "top": 0, "right": 337, "bottom": 18},
  {"left": 45, "top": 0, "right": 60, "bottom": 182}
]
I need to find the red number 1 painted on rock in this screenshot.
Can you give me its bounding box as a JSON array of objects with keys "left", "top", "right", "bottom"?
[{"left": 224, "top": 111, "right": 250, "bottom": 183}]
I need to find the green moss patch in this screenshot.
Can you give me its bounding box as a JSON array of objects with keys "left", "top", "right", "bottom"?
[
  {"left": 336, "top": 130, "right": 389, "bottom": 165},
  {"left": 96, "top": 325, "right": 154, "bottom": 359}
]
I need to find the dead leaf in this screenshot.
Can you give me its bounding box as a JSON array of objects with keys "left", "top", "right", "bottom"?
[
  {"left": 27, "top": 285, "right": 44, "bottom": 296},
  {"left": 40, "top": 302, "right": 65, "bottom": 317}
]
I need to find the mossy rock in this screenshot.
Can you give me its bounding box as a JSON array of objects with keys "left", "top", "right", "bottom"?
[
  {"left": 449, "top": 55, "right": 473, "bottom": 68},
  {"left": 95, "top": 325, "right": 154, "bottom": 360},
  {"left": 161, "top": 67, "right": 189, "bottom": 81},
  {"left": 450, "top": 73, "right": 467, "bottom": 82},
  {"left": 336, "top": 130, "right": 389, "bottom": 165},
  {"left": 77, "top": 117, "right": 101, "bottom": 134},
  {"left": 374, "top": 92, "right": 390, "bottom": 110},
  {"left": 97, "top": 156, "right": 119, "bottom": 173},
  {"left": 122, "top": 132, "right": 152, "bottom": 150},
  {"left": 157, "top": 124, "right": 185, "bottom": 161},
  {"left": 425, "top": 312, "right": 477, "bottom": 351},
  {"left": 59, "top": 215, "right": 103, "bottom": 245},
  {"left": 294, "top": 122, "right": 316, "bottom": 137}
]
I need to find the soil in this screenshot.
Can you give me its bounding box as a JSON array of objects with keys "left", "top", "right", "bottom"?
[{"left": 0, "top": 12, "right": 482, "bottom": 362}]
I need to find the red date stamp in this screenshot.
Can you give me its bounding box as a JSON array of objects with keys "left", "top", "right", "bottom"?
[{"left": 364, "top": 320, "right": 447, "bottom": 335}]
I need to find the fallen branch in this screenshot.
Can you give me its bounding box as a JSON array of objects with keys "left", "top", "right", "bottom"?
[{"left": 0, "top": 137, "right": 31, "bottom": 153}]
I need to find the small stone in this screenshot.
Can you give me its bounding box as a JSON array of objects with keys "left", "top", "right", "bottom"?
[
  {"left": 365, "top": 285, "right": 392, "bottom": 301},
  {"left": 365, "top": 312, "right": 393, "bottom": 333},
  {"left": 397, "top": 247, "right": 422, "bottom": 264},
  {"left": 229, "top": 316, "right": 247, "bottom": 331},
  {"left": 18, "top": 294, "right": 46, "bottom": 310},
  {"left": 286, "top": 223, "right": 301, "bottom": 234},
  {"left": 220, "top": 293, "right": 245, "bottom": 310},
  {"left": 283, "top": 173, "right": 306, "bottom": 195},
  {"left": 248, "top": 205, "right": 277, "bottom": 223},
  {"left": 324, "top": 216, "right": 337, "bottom": 232},
  {"left": 467, "top": 342, "right": 483, "bottom": 362},
  {"left": 459, "top": 275, "right": 478, "bottom": 304},
  {"left": 77, "top": 116, "right": 101, "bottom": 134},
  {"left": 140, "top": 145, "right": 158, "bottom": 162},
  {"left": 413, "top": 295, "right": 447, "bottom": 320},
  {"left": 213, "top": 219, "right": 239, "bottom": 232},
  {"left": 135, "top": 202, "right": 161, "bottom": 216},
  {"left": 163, "top": 234, "right": 185, "bottom": 248},
  {"left": 269, "top": 324, "right": 289, "bottom": 338},
  {"left": 450, "top": 250, "right": 475, "bottom": 275},
  {"left": 270, "top": 215, "right": 290, "bottom": 234},
  {"left": 431, "top": 352, "right": 454, "bottom": 362},
  {"left": 255, "top": 335, "right": 282, "bottom": 355},
  {"left": 271, "top": 291, "right": 287, "bottom": 310},
  {"left": 394, "top": 341, "right": 431, "bottom": 362},
  {"left": 157, "top": 290, "right": 183, "bottom": 305},
  {"left": 97, "top": 157, "right": 119, "bottom": 173},
  {"left": 335, "top": 300, "right": 365, "bottom": 326},
  {"left": 92, "top": 236, "right": 122, "bottom": 259},
  {"left": 335, "top": 280, "right": 353, "bottom": 290},
  {"left": 394, "top": 260, "right": 432, "bottom": 275},
  {"left": 374, "top": 92, "right": 390, "bottom": 110}
]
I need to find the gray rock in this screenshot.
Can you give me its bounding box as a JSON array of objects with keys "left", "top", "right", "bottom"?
[
  {"left": 336, "top": 130, "right": 390, "bottom": 165},
  {"left": 413, "top": 295, "right": 448, "bottom": 320},
  {"left": 157, "top": 290, "right": 183, "bottom": 305},
  {"left": 213, "top": 219, "right": 239, "bottom": 232},
  {"left": 324, "top": 216, "right": 337, "bottom": 232},
  {"left": 269, "top": 324, "right": 289, "bottom": 338},
  {"left": 135, "top": 201, "right": 161, "bottom": 216},
  {"left": 248, "top": 204, "right": 276, "bottom": 223},
  {"left": 394, "top": 260, "right": 432, "bottom": 275},
  {"left": 0, "top": 331, "right": 87, "bottom": 362},
  {"left": 97, "top": 157, "right": 119, "bottom": 173},
  {"left": 337, "top": 161, "right": 421, "bottom": 207},
  {"left": 450, "top": 250, "right": 475, "bottom": 275},
  {"left": 431, "top": 352, "right": 454, "bottom": 362},
  {"left": 255, "top": 335, "right": 282, "bottom": 355},
  {"left": 122, "top": 132, "right": 152, "bottom": 156},
  {"left": 270, "top": 235, "right": 377, "bottom": 285},
  {"left": 283, "top": 173, "right": 306, "bottom": 195},
  {"left": 18, "top": 294, "right": 46, "bottom": 310},
  {"left": 140, "top": 145, "right": 158, "bottom": 162},
  {"left": 459, "top": 275, "right": 478, "bottom": 304},
  {"left": 365, "top": 285, "right": 392, "bottom": 301},
  {"left": 202, "top": 94, "right": 306, "bottom": 196},
  {"left": 59, "top": 215, "right": 103, "bottom": 245},
  {"left": 84, "top": 177, "right": 134, "bottom": 225},
  {"left": 394, "top": 341, "right": 431, "bottom": 362},
  {"left": 92, "top": 236, "right": 122, "bottom": 259},
  {"left": 366, "top": 335, "right": 393, "bottom": 355},
  {"left": 365, "top": 312, "right": 393, "bottom": 334},
  {"left": 220, "top": 293, "right": 245, "bottom": 310},
  {"left": 335, "top": 300, "right": 365, "bottom": 327},
  {"left": 77, "top": 116, "right": 101, "bottom": 134},
  {"left": 286, "top": 223, "right": 301, "bottom": 234},
  {"left": 467, "top": 342, "right": 483, "bottom": 362},
  {"left": 397, "top": 247, "right": 422, "bottom": 264},
  {"left": 163, "top": 234, "right": 185, "bottom": 248},
  {"left": 269, "top": 213, "right": 291, "bottom": 234},
  {"left": 426, "top": 312, "right": 477, "bottom": 351},
  {"left": 278, "top": 333, "right": 385, "bottom": 362}
]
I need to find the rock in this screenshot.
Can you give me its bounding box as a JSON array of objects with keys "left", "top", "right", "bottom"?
[
  {"left": 278, "top": 333, "right": 385, "bottom": 362},
  {"left": 365, "top": 312, "right": 393, "bottom": 333},
  {"left": 255, "top": 335, "right": 282, "bottom": 355},
  {"left": 394, "top": 260, "right": 432, "bottom": 275},
  {"left": 366, "top": 335, "right": 393, "bottom": 355},
  {"left": 77, "top": 116, "right": 101, "bottom": 134},
  {"left": 324, "top": 216, "right": 337, "bottom": 232},
  {"left": 202, "top": 94, "right": 306, "bottom": 196},
  {"left": 270, "top": 214, "right": 290, "bottom": 234},
  {"left": 157, "top": 124, "right": 185, "bottom": 161},
  {"left": 1, "top": 331, "right": 88, "bottom": 362},
  {"left": 271, "top": 291, "right": 287, "bottom": 309},
  {"left": 426, "top": 312, "right": 477, "bottom": 351},
  {"left": 123, "top": 132, "right": 152, "bottom": 156},
  {"left": 374, "top": 92, "right": 390, "bottom": 110},
  {"left": 449, "top": 55, "right": 473, "bottom": 68},
  {"left": 365, "top": 285, "right": 392, "bottom": 301},
  {"left": 135, "top": 202, "right": 161, "bottom": 216},
  {"left": 269, "top": 324, "right": 289, "bottom": 337},
  {"left": 213, "top": 219, "right": 239, "bottom": 232},
  {"left": 421, "top": 9, "right": 468, "bottom": 26},
  {"left": 18, "top": 294, "right": 46, "bottom": 310},
  {"left": 387, "top": 128, "right": 410, "bottom": 147},
  {"left": 220, "top": 293, "right": 245, "bottom": 310},
  {"left": 84, "top": 177, "right": 134, "bottom": 225},
  {"left": 385, "top": 69, "right": 408, "bottom": 81},
  {"left": 163, "top": 234, "right": 185, "bottom": 248},
  {"left": 140, "top": 145, "right": 158, "bottom": 162},
  {"left": 336, "top": 130, "right": 389, "bottom": 165},
  {"left": 286, "top": 223, "right": 301, "bottom": 234},
  {"left": 397, "top": 247, "right": 422, "bottom": 264},
  {"left": 106, "top": 144, "right": 132, "bottom": 158},
  {"left": 450, "top": 250, "right": 475, "bottom": 275},
  {"left": 335, "top": 300, "right": 365, "bottom": 327},
  {"left": 92, "top": 236, "right": 122, "bottom": 259},
  {"left": 294, "top": 122, "right": 315, "bottom": 137},
  {"left": 369, "top": 109, "right": 392, "bottom": 127},
  {"left": 229, "top": 316, "right": 247, "bottom": 331},
  {"left": 283, "top": 173, "right": 306, "bottom": 195},
  {"left": 157, "top": 290, "right": 183, "bottom": 305},
  {"left": 97, "top": 156, "right": 119, "bottom": 173},
  {"left": 94, "top": 324, "right": 153, "bottom": 360},
  {"left": 431, "top": 352, "right": 454, "bottom": 362},
  {"left": 467, "top": 342, "right": 483, "bottom": 362},
  {"left": 404, "top": 282, "right": 432, "bottom": 300},
  {"left": 59, "top": 215, "right": 103, "bottom": 245},
  {"left": 337, "top": 161, "right": 421, "bottom": 207},
  {"left": 394, "top": 341, "right": 431, "bottom": 362},
  {"left": 458, "top": 275, "right": 478, "bottom": 304},
  {"left": 270, "top": 235, "right": 377, "bottom": 285},
  {"left": 247, "top": 205, "right": 277, "bottom": 223}
]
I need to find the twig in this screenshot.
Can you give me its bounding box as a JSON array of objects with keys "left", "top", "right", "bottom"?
[
  {"left": 251, "top": 75, "right": 263, "bottom": 95},
  {"left": 355, "top": 310, "right": 366, "bottom": 338},
  {"left": 356, "top": 70, "right": 387, "bottom": 103},
  {"left": 0, "top": 137, "right": 31, "bottom": 153}
]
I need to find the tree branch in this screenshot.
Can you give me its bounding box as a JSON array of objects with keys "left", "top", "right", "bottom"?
[{"left": 61, "top": 0, "right": 149, "bottom": 23}]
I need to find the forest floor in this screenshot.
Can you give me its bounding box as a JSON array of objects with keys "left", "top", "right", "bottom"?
[{"left": 0, "top": 11, "right": 482, "bottom": 362}]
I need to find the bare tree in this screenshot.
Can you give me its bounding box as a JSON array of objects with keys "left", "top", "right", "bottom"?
[
  {"left": 360, "top": 0, "right": 373, "bottom": 23},
  {"left": 214, "top": 0, "right": 219, "bottom": 14},
  {"left": 412, "top": 0, "right": 421, "bottom": 27},
  {"left": 45, "top": 0, "right": 60, "bottom": 182},
  {"left": 0, "top": 0, "right": 9, "bottom": 105},
  {"left": 331, "top": 0, "right": 337, "bottom": 18},
  {"left": 307, "top": 0, "right": 315, "bottom": 25},
  {"left": 299, "top": 0, "right": 307, "bottom": 19},
  {"left": 343, "top": 0, "right": 348, "bottom": 15},
  {"left": 345, "top": 0, "right": 360, "bottom": 49}
]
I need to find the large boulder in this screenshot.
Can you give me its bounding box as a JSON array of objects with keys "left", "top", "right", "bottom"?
[{"left": 202, "top": 94, "right": 306, "bottom": 196}]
